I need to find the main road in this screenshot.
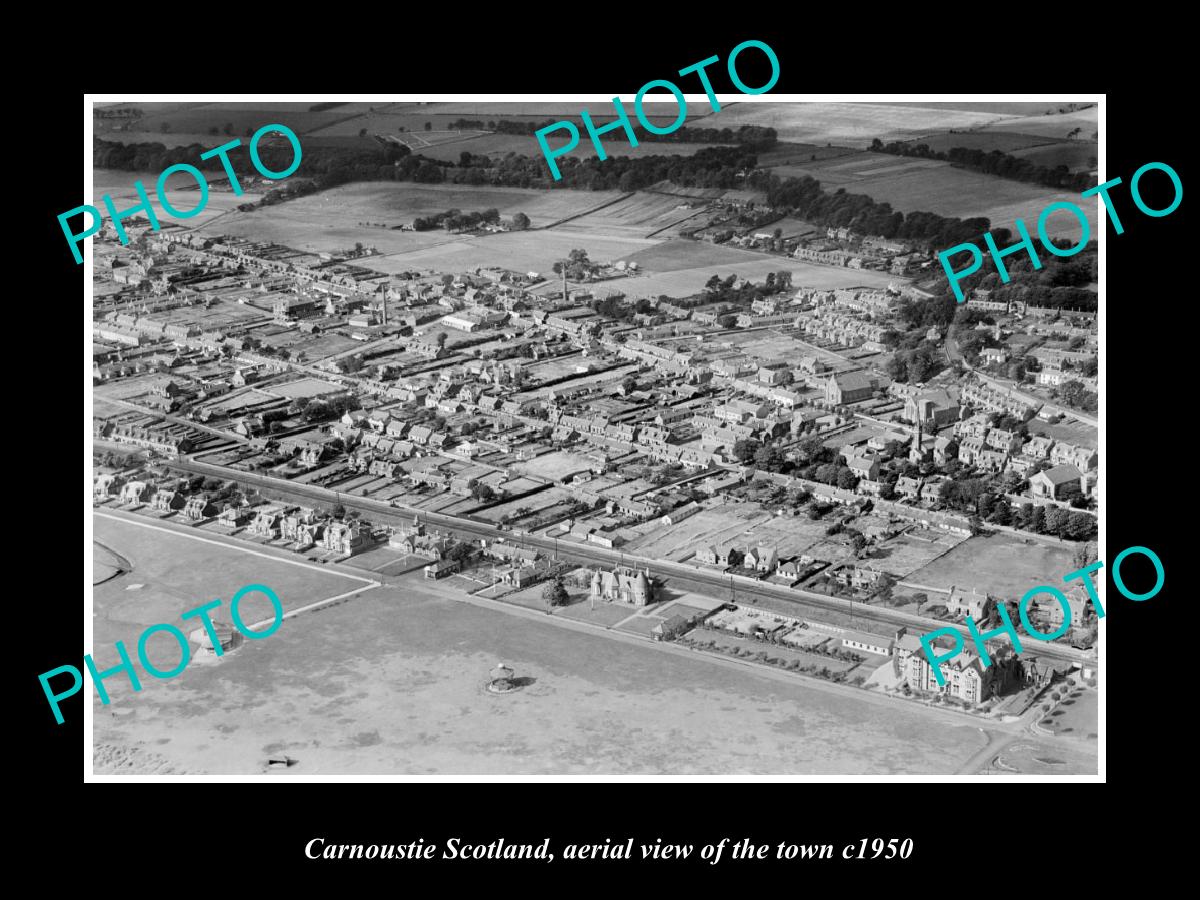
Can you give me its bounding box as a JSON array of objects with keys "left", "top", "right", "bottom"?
[{"left": 167, "top": 454, "right": 1092, "bottom": 667}]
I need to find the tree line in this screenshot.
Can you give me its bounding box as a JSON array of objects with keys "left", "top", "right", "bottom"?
[
  {"left": 754, "top": 171, "right": 999, "bottom": 252},
  {"left": 926, "top": 244, "right": 1098, "bottom": 313},
  {"left": 450, "top": 118, "right": 777, "bottom": 149},
  {"left": 870, "top": 138, "right": 1095, "bottom": 193},
  {"left": 94, "top": 137, "right": 1040, "bottom": 263}
]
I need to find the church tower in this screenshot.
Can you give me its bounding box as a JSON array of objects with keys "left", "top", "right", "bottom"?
[{"left": 909, "top": 420, "right": 924, "bottom": 464}]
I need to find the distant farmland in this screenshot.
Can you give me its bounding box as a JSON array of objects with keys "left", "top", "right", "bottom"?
[
  {"left": 979, "top": 107, "right": 1098, "bottom": 140},
  {"left": 767, "top": 152, "right": 1097, "bottom": 238},
  {"left": 709, "top": 101, "right": 1020, "bottom": 147}
]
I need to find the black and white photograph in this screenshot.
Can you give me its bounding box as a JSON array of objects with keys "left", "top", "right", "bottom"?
[{"left": 79, "top": 93, "right": 1111, "bottom": 781}]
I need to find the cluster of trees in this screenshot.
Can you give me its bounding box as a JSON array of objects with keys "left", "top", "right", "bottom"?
[
  {"left": 288, "top": 394, "right": 360, "bottom": 423},
  {"left": 547, "top": 145, "right": 756, "bottom": 191},
  {"left": 95, "top": 136, "right": 414, "bottom": 192},
  {"left": 939, "top": 478, "right": 1095, "bottom": 539},
  {"left": 590, "top": 295, "right": 655, "bottom": 321},
  {"left": 411, "top": 207, "right": 501, "bottom": 232},
  {"left": 704, "top": 270, "right": 793, "bottom": 300},
  {"left": 887, "top": 344, "right": 942, "bottom": 384},
  {"left": 930, "top": 245, "right": 1098, "bottom": 312},
  {"left": 1051, "top": 380, "right": 1098, "bottom": 413},
  {"left": 757, "top": 172, "right": 997, "bottom": 252},
  {"left": 542, "top": 576, "right": 570, "bottom": 608},
  {"left": 870, "top": 139, "right": 1095, "bottom": 193},
  {"left": 552, "top": 247, "right": 598, "bottom": 280}
]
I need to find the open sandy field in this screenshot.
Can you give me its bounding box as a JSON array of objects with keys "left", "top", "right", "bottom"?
[
  {"left": 92, "top": 569, "right": 991, "bottom": 775},
  {"left": 906, "top": 532, "right": 1076, "bottom": 600}
]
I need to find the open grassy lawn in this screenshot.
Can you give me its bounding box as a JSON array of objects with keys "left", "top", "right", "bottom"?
[
  {"left": 92, "top": 511, "right": 374, "bottom": 672},
  {"left": 906, "top": 532, "right": 1076, "bottom": 599},
  {"left": 1041, "top": 687, "right": 1098, "bottom": 738}
]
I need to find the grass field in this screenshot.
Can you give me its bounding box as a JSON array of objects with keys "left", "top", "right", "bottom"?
[
  {"left": 1040, "top": 687, "right": 1098, "bottom": 738},
  {"left": 906, "top": 532, "right": 1076, "bottom": 600},
  {"left": 195, "top": 182, "right": 635, "bottom": 259},
  {"left": 620, "top": 242, "right": 898, "bottom": 296},
  {"left": 267, "top": 377, "right": 344, "bottom": 399},
  {"left": 367, "top": 229, "right": 658, "bottom": 274},
  {"left": 91, "top": 511, "right": 375, "bottom": 672}
]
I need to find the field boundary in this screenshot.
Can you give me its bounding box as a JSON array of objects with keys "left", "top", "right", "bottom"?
[{"left": 93, "top": 510, "right": 380, "bottom": 587}]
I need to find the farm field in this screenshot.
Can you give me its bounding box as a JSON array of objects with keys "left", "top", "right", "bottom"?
[
  {"left": 406, "top": 132, "right": 737, "bottom": 162},
  {"left": 195, "top": 182, "right": 637, "bottom": 259},
  {"left": 107, "top": 103, "right": 361, "bottom": 138},
  {"left": 766, "top": 152, "right": 1097, "bottom": 238},
  {"left": 979, "top": 108, "right": 1098, "bottom": 140},
  {"left": 900, "top": 131, "right": 1061, "bottom": 153},
  {"left": 549, "top": 192, "right": 725, "bottom": 240},
  {"left": 906, "top": 532, "right": 1076, "bottom": 599},
  {"left": 893, "top": 130, "right": 1097, "bottom": 173},
  {"left": 365, "top": 230, "right": 657, "bottom": 274},
  {"left": 710, "top": 101, "right": 1021, "bottom": 147},
  {"left": 307, "top": 102, "right": 702, "bottom": 140},
  {"left": 885, "top": 101, "right": 1087, "bottom": 116},
  {"left": 95, "top": 169, "right": 265, "bottom": 229},
  {"left": 1010, "top": 141, "right": 1098, "bottom": 173},
  {"left": 92, "top": 575, "right": 991, "bottom": 774},
  {"left": 756, "top": 143, "right": 860, "bottom": 166}
]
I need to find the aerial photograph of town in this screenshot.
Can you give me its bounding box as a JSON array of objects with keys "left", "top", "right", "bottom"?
[{"left": 89, "top": 98, "right": 1101, "bottom": 777}]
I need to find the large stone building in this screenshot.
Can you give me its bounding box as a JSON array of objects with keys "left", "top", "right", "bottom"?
[
  {"left": 894, "top": 631, "right": 1021, "bottom": 704},
  {"left": 825, "top": 371, "right": 880, "bottom": 405},
  {"left": 590, "top": 566, "right": 656, "bottom": 606}
]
